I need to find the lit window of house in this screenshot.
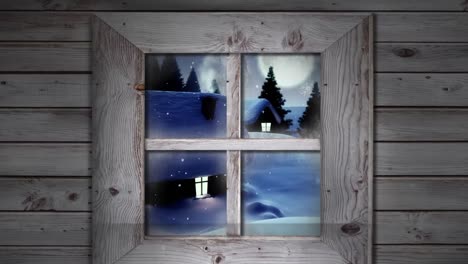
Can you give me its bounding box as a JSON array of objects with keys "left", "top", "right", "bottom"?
[
  {"left": 261, "top": 122, "right": 271, "bottom": 132},
  {"left": 195, "top": 176, "right": 209, "bottom": 198}
]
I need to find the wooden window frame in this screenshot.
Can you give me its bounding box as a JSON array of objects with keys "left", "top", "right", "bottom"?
[{"left": 92, "top": 12, "right": 373, "bottom": 264}]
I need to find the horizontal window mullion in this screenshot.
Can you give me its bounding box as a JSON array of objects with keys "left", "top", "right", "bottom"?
[{"left": 145, "top": 139, "right": 320, "bottom": 151}]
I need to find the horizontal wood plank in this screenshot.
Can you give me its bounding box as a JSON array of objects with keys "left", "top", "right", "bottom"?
[
  {"left": 376, "top": 43, "right": 468, "bottom": 72},
  {"left": 97, "top": 13, "right": 366, "bottom": 53},
  {"left": 376, "top": 143, "right": 468, "bottom": 175},
  {"left": 376, "top": 212, "right": 468, "bottom": 244},
  {"left": 1, "top": 41, "right": 466, "bottom": 75},
  {"left": 119, "top": 238, "right": 346, "bottom": 264},
  {"left": 0, "top": 43, "right": 90, "bottom": 72},
  {"left": 2, "top": 13, "right": 468, "bottom": 43},
  {"left": 0, "top": 109, "right": 90, "bottom": 142},
  {"left": 0, "top": 212, "right": 91, "bottom": 246},
  {"left": 0, "top": 143, "right": 91, "bottom": 176},
  {"left": 0, "top": 74, "right": 91, "bottom": 107},
  {"left": 376, "top": 73, "right": 468, "bottom": 106},
  {"left": 376, "top": 13, "right": 468, "bottom": 42},
  {"left": 375, "top": 245, "right": 468, "bottom": 264},
  {"left": 0, "top": 12, "right": 90, "bottom": 41},
  {"left": 0, "top": 246, "right": 90, "bottom": 264},
  {"left": 146, "top": 139, "right": 320, "bottom": 151},
  {"left": 376, "top": 177, "right": 468, "bottom": 210},
  {"left": 0, "top": 1, "right": 466, "bottom": 10},
  {"left": 0, "top": 177, "right": 91, "bottom": 211},
  {"left": 376, "top": 109, "right": 468, "bottom": 141}
]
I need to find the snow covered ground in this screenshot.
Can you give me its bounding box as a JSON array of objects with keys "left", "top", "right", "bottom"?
[
  {"left": 145, "top": 91, "right": 320, "bottom": 236},
  {"left": 243, "top": 152, "right": 320, "bottom": 236},
  {"left": 146, "top": 151, "right": 320, "bottom": 236},
  {"left": 146, "top": 90, "right": 226, "bottom": 138}
]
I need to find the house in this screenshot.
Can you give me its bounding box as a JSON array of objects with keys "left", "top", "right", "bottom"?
[
  {"left": 145, "top": 174, "right": 226, "bottom": 206},
  {"left": 243, "top": 99, "right": 282, "bottom": 134}
]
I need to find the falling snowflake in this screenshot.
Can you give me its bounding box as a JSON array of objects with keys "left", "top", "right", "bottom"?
[{"left": 180, "top": 158, "right": 185, "bottom": 162}]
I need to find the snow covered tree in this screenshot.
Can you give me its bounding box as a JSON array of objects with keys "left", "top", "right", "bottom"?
[
  {"left": 184, "top": 68, "right": 201, "bottom": 92},
  {"left": 211, "top": 79, "right": 221, "bottom": 94},
  {"left": 298, "top": 82, "right": 321, "bottom": 138},
  {"left": 258, "top": 66, "right": 292, "bottom": 132},
  {"left": 145, "top": 55, "right": 161, "bottom": 90},
  {"left": 159, "top": 55, "right": 184, "bottom": 91}
]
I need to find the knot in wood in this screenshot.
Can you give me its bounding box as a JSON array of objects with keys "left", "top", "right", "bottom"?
[
  {"left": 212, "top": 254, "right": 224, "bottom": 264},
  {"left": 393, "top": 48, "right": 416, "bottom": 58},
  {"left": 68, "top": 193, "right": 79, "bottom": 201},
  {"left": 108, "top": 187, "right": 120, "bottom": 196},
  {"left": 227, "top": 28, "right": 247, "bottom": 48},
  {"left": 341, "top": 222, "right": 361, "bottom": 236},
  {"left": 282, "top": 29, "right": 304, "bottom": 51},
  {"left": 134, "top": 83, "right": 145, "bottom": 91}
]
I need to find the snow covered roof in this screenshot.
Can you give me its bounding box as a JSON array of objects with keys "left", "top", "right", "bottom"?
[{"left": 243, "top": 99, "right": 281, "bottom": 125}]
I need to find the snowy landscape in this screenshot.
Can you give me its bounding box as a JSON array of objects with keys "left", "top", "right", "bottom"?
[{"left": 145, "top": 54, "right": 321, "bottom": 236}]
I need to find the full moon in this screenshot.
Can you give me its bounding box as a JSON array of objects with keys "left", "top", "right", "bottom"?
[{"left": 257, "top": 55, "right": 316, "bottom": 88}]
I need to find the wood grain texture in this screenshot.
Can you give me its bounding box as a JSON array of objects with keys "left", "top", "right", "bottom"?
[
  {"left": 0, "top": 42, "right": 90, "bottom": 72},
  {"left": 0, "top": 212, "right": 90, "bottom": 246},
  {"left": 117, "top": 239, "right": 346, "bottom": 264},
  {"left": 0, "top": 109, "right": 90, "bottom": 142},
  {"left": 376, "top": 143, "right": 468, "bottom": 175},
  {"left": 376, "top": 43, "right": 468, "bottom": 73},
  {"left": 226, "top": 150, "right": 241, "bottom": 236},
  {"left": 0, "top": 246, "right": 91, "bottom": 264},
  {"left": 376, "top": 108, "right": 468, "bottom": 141},
  {"left": 1, "top": 0, "right": 467, "bottom": 10},
  {"left": 376, "top": 73, "right": 468, "bottom": 107},
  {"left": 0, "top": 74, "right": 91, "bottom": 107},
  {"left": 375, "top": 245, "right": 468, "bottom": 264},
  {"left": 227, "top": 54, "right": 240, "bottom": 138},
  {"left": 92, "top": 16, "right": 144, "bottom": 264},
  {"left": 376, "top": 13, "right": 468, "bottom": 42},
  {"left": 376, "top": 177, "right": 468, "bottom": 210},
  {"left": 0, "top": 177, "right": 91, "bottom": 211},
  {"left": 97, "top": 13, "right": 366, "bottom": 53},
  {"left": 0, "top": 246, "right": 90, "bottom": 264},
  {"left": 375, "top": 212, "right": 468, "bottom": 244},
  {"left": 0, "top": 12, "right": 90, "bottom": 41},
  {"left": 322, "top": 17, "right": 371, "bottom": 264},
  {"left": 146, "top": 139, "right": 320, "bottom": 151},
  {"left": 0, "top": 143, "right": 90, "bottom": 176},
  {"left": 226, "top": 54, "right": 241, "bottom": 236}
]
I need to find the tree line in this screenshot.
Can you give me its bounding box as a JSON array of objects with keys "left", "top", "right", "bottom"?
[
  {"left": 258, "top": 66, "right": 320, "bottom": 138},
  {"left": 146, "top": 55, "right": 220, "bottom": 93}
]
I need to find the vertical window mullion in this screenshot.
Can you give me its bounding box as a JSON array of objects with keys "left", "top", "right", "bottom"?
[{"left": 226, "top": 53, "right": 242, "bottom": 236}]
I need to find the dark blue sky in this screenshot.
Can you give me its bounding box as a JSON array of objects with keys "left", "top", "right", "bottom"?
[{"left": 147, "top": 54, "right": 320, "bottom": 106}]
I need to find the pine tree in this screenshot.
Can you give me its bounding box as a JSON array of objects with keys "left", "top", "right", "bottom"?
[
  {"left": 258, "top": 66, "right": 292, "bottom": 132},
  {"left": 184, "top": 68, "right": 201, "bottom": 92},
  {"left": 145, "top": 55, "right": 161, "bottom": 90},
  {"left": 298, "top": 81, "right": 321, "bottom": 138},
  {"left": 159, "top": 55, "right": 184, "bottom": 91},
  {"left": 211, "top": 79, "right": 221, "bottom": 94}
]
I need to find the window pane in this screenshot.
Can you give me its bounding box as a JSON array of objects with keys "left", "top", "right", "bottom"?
[
  {"left": 146, "top": 54, "right": 227, "bottom": 138},
  {"left": 146, "top": 151, "right": 227, "bottom": 236},
  {"left": 242, "top": 54, "right": 321, "bottom": 139},
  {"left": 242, "top": 152, "right": 320, "bottom": 236}
]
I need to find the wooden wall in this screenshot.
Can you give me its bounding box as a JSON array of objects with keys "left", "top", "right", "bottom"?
[{"left": 0, "top": 2, "right": 467, "bottom": 263}]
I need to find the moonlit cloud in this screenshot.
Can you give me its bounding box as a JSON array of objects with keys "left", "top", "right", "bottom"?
[
  {"left": 257, "top": 55, "right": 318, "bottom": 89},
  {"left": 198, "top": 56, "right": 226, "bottom": 93}
]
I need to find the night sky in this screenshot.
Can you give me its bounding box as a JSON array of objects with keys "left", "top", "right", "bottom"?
[{"left": 147, "top": 54, "right": 320, "bottom": 105}]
